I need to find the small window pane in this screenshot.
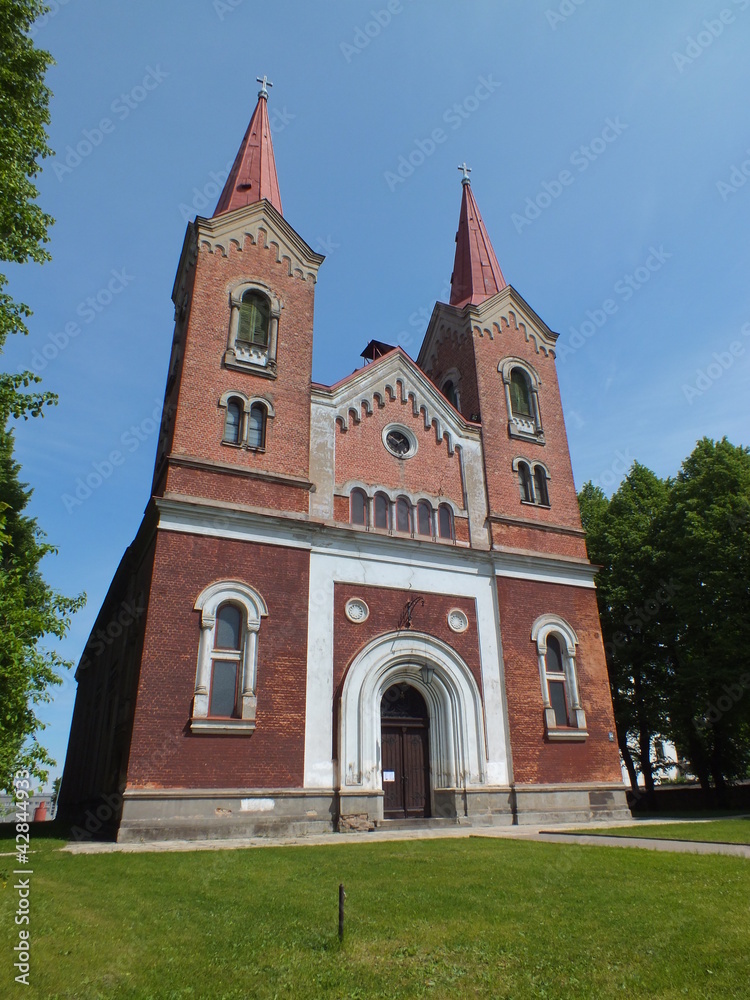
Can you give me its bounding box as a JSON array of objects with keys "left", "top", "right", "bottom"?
[
  {"left": 374, "top": 493, "right": 389, "bottom": 529},
  {"left": 210, "top": 660, "right": 239, "bottom": 717},
  {"left": 438, "top": 504, "right": 453, "bottom": 540},
  {"left": 417, "top": 501, "right": 431, "bottom": 536},
  {"left": 396, "top": 498, "right": 411, "bottom": 533},
  {"left": 247, "top": 404, "right": 265, "bottom": 448},
  {"left": 351, "top": 490, "right": 367, "bottom": 526},
  {"left": 238, "top": 292, "right": 270, "bottom": 348},
  {"left": 225, "top": 401, "right": 242, "bottom": 444},
  {"left": 546, "top": 635, "right": 564, "bottom": 672},
  {"left": 518, "top": 462, "right": 533, "bottom": 503},
  {"left": 510, "top": 369, "right": 532, "bottom": 417},
  {"left": 215, "top": 604, "right": 242, "bottom": 650},
  {"left": 534, "top": 466, "right": 549, "bottom": 506},
  {"left": 443, "top": 380, "right": 459, "bottom": 409},
  {"left": 549, "top": 679, "right": 568, "bottom": 727}
]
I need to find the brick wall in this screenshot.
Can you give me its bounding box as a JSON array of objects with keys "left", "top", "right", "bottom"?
[
  {"left": 332, "top": 583, "right": 482, "bottom": 696},
  {"left": 497, "top": 576, "right": 623, "bottom": 784},
  {"left": 125, "top": 529, "right": 310, "bottom": 789},
  {"left": 166, "top": 228, "right": 316, "bottom": 495},
  {"left": 334, "top": 394, "right": 465, "bottom": 508}
]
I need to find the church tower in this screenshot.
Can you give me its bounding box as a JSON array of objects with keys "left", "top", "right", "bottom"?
[
  {"left": 59, "top": 96, "right": 629, "bottom": 841},
  {"left": 154, "top": 76, "right": 324, "bottom": 514}
]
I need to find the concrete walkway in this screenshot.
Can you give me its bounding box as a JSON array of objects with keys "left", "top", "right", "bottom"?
[{"left": 62, "top": 818, "right": 750, "bottom": 858}]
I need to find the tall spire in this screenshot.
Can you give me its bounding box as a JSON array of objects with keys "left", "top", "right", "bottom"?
[
  {"left": 213, "top": 76, "right": 283, "bottom": 217},
  {"left": 449, "top": 165, "right": 505, "bottom": 308}
]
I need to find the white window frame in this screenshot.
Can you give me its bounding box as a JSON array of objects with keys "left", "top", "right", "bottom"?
[
  {"left": 512, "top": 457, "right": 551, "bottom": 508},
  {"left": 224, "top": 280, "right": 282, "bottom": 378},
  {"left": 218, "top": 391, "right": 274, "bottom": 450},
  {"left": 499, "top": 358, "right": 545, "bottom": 443},
  {"left": 531, "top": 615, "right": 587, "bottom": 740},
  {"left": 191, "top": 580, "right": 268, "bottom": 734}
]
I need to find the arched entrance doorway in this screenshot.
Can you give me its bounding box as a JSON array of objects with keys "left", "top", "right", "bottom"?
[{"left": 380, "top": 682, "right": 431, "bottom": 819}]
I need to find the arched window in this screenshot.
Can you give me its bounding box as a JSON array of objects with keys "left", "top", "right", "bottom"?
[
  {"left": 518, "top": 461, "right": 533, "bottom": 503},
  {"left": 438, "top": 503, "right": 454, "bottom": 541},
  {"left": 396, "top": 497, "right": 412, "bottom": 533},
  {"left": 443, "top": 380, "right": 460, "bottom": 409},
  {"left": 247, "top": 403, "right": 267, "bottom": 449},
  {"left": 510, "top": 368, "right": 532, "bottom": 417},
  {"left": 531, "top": 615, "right": 587, "bottom": 738},
  {"left": 374, "top": 492, "right": 390, "bottom": 529},
  {"left": 237, "top": 291, "right": 270, "bottom": 348},
  {"left": 417, "top": 501, "right": 432, "bottom": 536},
  {"left": 544, "top": 635, "right": 568, "bottom": 727},
  {"left": 224, "top": 398, "right": 243, "bottom": 445},
  {"left": 192, "top": 581, "right": 268, "bottom": 732},
  {"left": 209, "top": 603, "right": 243, "bottom": 718},
  {"left": 534, "top": 465, "right": 549, "bottom": 506},
  {"left": 350, "top": 489, "right": 368, "bottom": 526}
]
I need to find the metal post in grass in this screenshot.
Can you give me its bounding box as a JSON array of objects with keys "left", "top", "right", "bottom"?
[{"left": 338, "top": 883, "right": 346, "bottom": 942}]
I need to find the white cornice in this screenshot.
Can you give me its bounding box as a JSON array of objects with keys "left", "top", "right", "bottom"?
[
  {"left": 154, "top": 496, "right": 597, "bottom": 588},
  {"left": 418, "top": 284, "right": 559, "bottom": 371},
  {"left": 311, "top": 349, "right": 480, "bottom": 455},
  {"left": 186, "top": 200, "right": 324, "bottom": 282}
]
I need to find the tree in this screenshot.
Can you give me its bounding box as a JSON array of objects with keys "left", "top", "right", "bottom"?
[
  {"left": 579, "top": 465, "right": 671, "bottom": 803},
  {"left": 656, "top": 438, "right": 750, "bottom": 805},
  {"left": 0, "top": 0, "right": 85, "bottom": 791},
  {"left": 580, "top": 440, "right": 750, "bottom": 807}
]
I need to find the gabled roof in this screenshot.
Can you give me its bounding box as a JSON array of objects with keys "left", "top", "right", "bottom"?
[{"left": 312, "top": 347, "right": 480, "bottom": 456}]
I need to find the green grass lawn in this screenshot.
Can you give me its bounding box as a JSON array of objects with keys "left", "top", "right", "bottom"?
[
  {"left": 1, "top": 831, "right": 749, "bottom": 999},
  {"left": 580, "top": 817, "right": 750, "bottom": 845}
]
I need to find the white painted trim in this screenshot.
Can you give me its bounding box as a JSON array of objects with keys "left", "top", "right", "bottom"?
[
  {"left": 156, "top": 498, "right": 597, "bottom": 589},
  {"left": 302, "top": 549, "right": 510, "bottom": 790},
  {"left": 339, "top": 632, "right": 487, "bottom": 792}
]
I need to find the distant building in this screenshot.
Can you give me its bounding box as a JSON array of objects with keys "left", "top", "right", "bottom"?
[{"left": 59, "top": 81, "right": 630, "bottom": 841}]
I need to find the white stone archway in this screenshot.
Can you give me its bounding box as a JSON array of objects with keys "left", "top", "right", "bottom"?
[{"left": 339, "top": 631, "right": 487, "bottom": 797}]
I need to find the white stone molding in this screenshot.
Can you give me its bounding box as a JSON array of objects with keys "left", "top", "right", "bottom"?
[
  {"left": 336, "top": 480, "right": 463, "bottom": 516},
  {"left": 191, "top": 580, "right": 269, "bottom": 732},
  {"left": 447, "top": 608, "right": 469, "bottom": 633},
  {"left": 339, "top": 630, "right": 487, "bottom": 791},
  {"left": 194, "top": 200, "right": 324, "bottom": 284},
  {"left": 344, "top": 598, "right": 369, "bottom": 623},
  {"left": 499, "top": 356, "right": 544, "bottom": 443},
  {"left": 531, "top": 614, "right": 587, "bottom": 737}
]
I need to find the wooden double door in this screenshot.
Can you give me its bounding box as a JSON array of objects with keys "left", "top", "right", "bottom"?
[{"left": 381, "top": 683, "right": 431, "bottom": 819}]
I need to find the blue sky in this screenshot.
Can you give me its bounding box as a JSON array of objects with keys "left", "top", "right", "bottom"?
[{"left": 4, "top": 0, "right": 750, "bottom": 787}]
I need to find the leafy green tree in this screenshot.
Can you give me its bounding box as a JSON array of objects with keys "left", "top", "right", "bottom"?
[
  {"left": 0, "top": 0, "right": 85, "bottom": 791},
  {"left": 0, "top": 0, "right": 56, "bottom": 419},
  {"left": 579, "top": 465, "right": 671, "bottom": 802},
  {"left": 656, "top": 438, "right": 750, "bottom": 805}
]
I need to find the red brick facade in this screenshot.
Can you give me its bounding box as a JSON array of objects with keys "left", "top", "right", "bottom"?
[{"left": 59, "top": 94, "right": 629, "bottom": 838}]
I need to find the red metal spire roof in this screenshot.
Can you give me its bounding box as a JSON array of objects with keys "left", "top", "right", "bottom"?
[
  {"left": 213, "top": 76, "right": 283, "bottom": 217},
  {"left": 449, "top": 166, "right": 505, "bottom": 307}
]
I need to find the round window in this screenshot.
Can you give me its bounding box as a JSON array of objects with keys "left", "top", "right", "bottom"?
[{"left": 382, "top": 424, "right": 417, "bottom": 460}]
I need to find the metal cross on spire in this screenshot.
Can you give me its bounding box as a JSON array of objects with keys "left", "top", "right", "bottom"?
[
  {"left": 458, "top": 162, "right": 472, "bottom": 184},
  {"left": 257, "top": 75, "right": 273, "bottom": 99}
]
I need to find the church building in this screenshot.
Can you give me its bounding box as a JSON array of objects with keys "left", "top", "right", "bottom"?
[{"left": 59, "top": 80, "right": 630, "bottom": 841}]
